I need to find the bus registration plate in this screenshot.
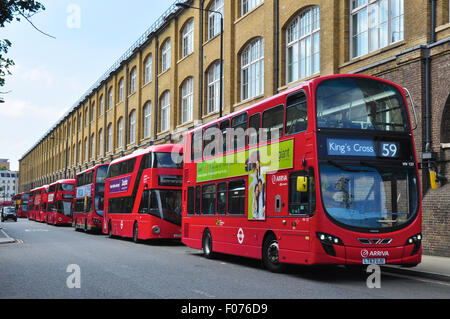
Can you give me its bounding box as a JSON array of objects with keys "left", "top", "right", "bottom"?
[{"left": 363, "top": 258, "right": 385, "bottom": 265}]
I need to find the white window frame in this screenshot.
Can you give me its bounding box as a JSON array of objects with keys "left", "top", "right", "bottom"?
[
  {"left": 129, "top": 110, "right": 136, "bottom": 144},
  {"left": 143, "top": 101, "right": 152, "bottom": 139},
  {"left": 118, "top": 78, "right": 124, "bottom": 102},
  {"left": 91, "top": 102, "right": 95, "bottom": 122},
  {"left": 350, "top": 0, "right": 404, "bottom": 59},
  {"left": 241, "top": 0, "right": 262, "bottom": 16},
  {"left": 144, "top": 55, "right": 152, "bottom": 84},
  {"left": 286, "top": 6, "right": 320, "bottom": 84},
  {"left": 90, "top": 133, "right": 95, "bottom": 159},
  {"left": 108, "top": 87, "right": 113, "bottom": 109},
  {"left": 130, "top": 68, "right": 137, "bottom": 94},
  {"left": 182, "top": 19, "right": 194, "bottom": 57},
  {"left": 160, "top": 91, "right": 170, "bottom": 132},
  {"left": 161, "top": 39, "right": 171, "bottom": 72},
  {"left": 206, "top": 61, "right": 223, "bottom": 114},
  {"left": 241, "top": 37, "right": 264, "bottom": 101},
  {"left": 98, "top": 128, "right": 103, "bottom": 156},
  {"left": 117, "top": 117, "right": 123, "bottom": 148},
  {"left": 84, "top": 138, "right": 88, "bottom": 162},
  {"left": 99, "top": 95, "right": 104, "bottom": 115},
  {"left": 181, "top": 77, "right": 194, "bottom": 124},
  {"left": 107, "top": 124, "right": 112, "bottom": 153},
  {"left": 208, "top": 0, "right": 224, "bottom": 40}
]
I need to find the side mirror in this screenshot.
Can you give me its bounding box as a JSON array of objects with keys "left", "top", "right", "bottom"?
[{"left": 297, "top": 176, "right": 308, "bottom": 192}]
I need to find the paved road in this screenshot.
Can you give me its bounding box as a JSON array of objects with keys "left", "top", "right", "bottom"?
[{"left": 1, "top": 219, "right": 450, "bottom": 299}]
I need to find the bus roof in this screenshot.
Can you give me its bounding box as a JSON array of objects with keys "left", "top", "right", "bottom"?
[
  {"left": 109, "top": 144, "right": 183, "bottom": 166},
  {"left": 49, "top": 179, "right": 76, "bottom": 186},
  {"left": 77, "top": 163, "right": 109, "bottom": 176}
]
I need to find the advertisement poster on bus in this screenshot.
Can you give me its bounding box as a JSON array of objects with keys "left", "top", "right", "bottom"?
[{"left": 196, "top": 139, "right": 294, "bottom": 220}]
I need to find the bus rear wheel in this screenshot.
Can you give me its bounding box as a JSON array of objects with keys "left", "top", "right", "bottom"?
[
  {"left": 202, "top": 229, "right": 214, "bottom": 259},
  {"left": 262, "top": 234, "right": 285, "bottom": 273}
]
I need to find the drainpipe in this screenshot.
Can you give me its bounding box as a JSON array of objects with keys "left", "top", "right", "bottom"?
[
  {"left": 274, "top": 0, "right": 279, "bottom": 94},
  {"left": 423, "top": 0, "right": 438, "bottom": 188},
  {"left": 199, "top": 0, "right": 205, "bottom": 122}
]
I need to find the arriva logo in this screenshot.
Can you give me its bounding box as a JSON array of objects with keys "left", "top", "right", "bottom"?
[
  {"left": 271, "top": 175, "right": 288, "bottom": 184},
  {"left": 361, "top": 250, "right": 389, "bottom": 257}
]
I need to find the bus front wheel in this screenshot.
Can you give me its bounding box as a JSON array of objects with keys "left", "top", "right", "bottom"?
[
  {"left": 202, "top": 229, "right": 214, "bottom": 259},
  {"left": 262, "top": 234, "right": 285, "bottom": 273}
]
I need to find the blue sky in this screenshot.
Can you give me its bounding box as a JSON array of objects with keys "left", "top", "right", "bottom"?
[{"left": 1, "top": 0, "right": 174, "bottom": 171}]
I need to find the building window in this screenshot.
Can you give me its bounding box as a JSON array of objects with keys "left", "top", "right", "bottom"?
[
  {"left": 84, "top": 137, "right": 88, "bottom": 161},
  {"left": 144, "top": 54, "right": 152, "bottom": 84},
  {"left": 90, "top": 133, "right": 95, "bottom": 158},
  {"left": 117, "top": 117, "right": 123, "bottom": 148},
  {"left": 118, "top": 78, "right": 124, "bottom": 102},
  {"left": 241, "top": 37, "right": 264, "bottom": 101},
  {"left": 129, "top": 110, "right": 136, "bottom": 144},
  {"left": 143, "top": 101, "right": 152, "bottom": 139},
  {"left": 73, "top": 144, "right": 76, "bottom": 164},
  {"left": 98, "top": 129, "right": 103, "bottom": 156},
  {"left": 182, "top": 19, "right": 194, "bottom": 57},
  {"left": 161, "top": 39, "right": 171, "bottom": 73},
  {"left": 241, "top": 0, "right": 262, "bottom": 16},
  {"left": 206, "top": 61, "right": 223, "bottom": 114},
  {"left": 181, "top": 77, "right": 194, "bottom": 124},
  {"left": 160, "top": 91, "right": 170, "bottom": 132},
  {"left": 107, "top": 124, "right": 112, "bottom": 152},
  {"left": 286, "top": 6, "right": 320, "bottom": 83},
  {"left": 208, "top": 0, "right": 224, "bottom": 40},
  {"left": 351, "top": 0, "right": 404, "bottom": 58},
  {"left": 99, "top": 95, "right": 104, "bottom": 115},
  {"left": 130, "top": 67, "right": 137, "bottom": 94},
  {"left": 91, "top": 102, "right": 95, "bottom": 121},
  {"left": 85, "top": 108, "right": 89, "bottom": 126},
  {"left": 108, "top": 87, "right": 113, "bottom": 109}
]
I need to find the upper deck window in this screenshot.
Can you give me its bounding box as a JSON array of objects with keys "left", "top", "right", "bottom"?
[{"left": 316, "top": 77, "right": 409, "bottom": 132}]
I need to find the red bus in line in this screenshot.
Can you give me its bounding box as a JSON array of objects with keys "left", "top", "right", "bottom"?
[
  {"left": 27, "top": 189, "right": 36, "bottom": 220},
  {"left": 46, "top": 179, "right": 76, "bottom": 225},
  {"left": 14, "top": 192, "right": 30, "bottom": 218},
  {"left": 103, "top": 144, "right": 183, "bottom": 242},
  {"left": 13, "top": 193, "right": 25, "bottom": 217},
  {"left": 28, "top": 186, "right": 46, "bottom": 221},
  {"left": 73, "top": 164, "right": 109, "bottom": 232},
  {"left": 36, "top": 185, "right": 49, "bottom": 222},
  {"left": 182, "top": 74, "right": 422, "bottom": 272}
]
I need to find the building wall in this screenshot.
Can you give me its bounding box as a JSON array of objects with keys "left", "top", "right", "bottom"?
[{"left": 19, "top": 0, "right": 450, "bottom": 255}]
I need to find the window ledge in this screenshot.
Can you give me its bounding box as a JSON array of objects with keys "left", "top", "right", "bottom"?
[
  {"left": 234, "top": 2, "right": 264, "bottom": 25},
  {"left": 177, "top": 52, "right": 194, "bottom": 64},
  {"left": 343, "top": 40, "right": 406, "bottom": 68},
  {"left": 233, "top": 94, "right": 264, "bottom": 109},
  {"left": 441, "top": 143, "right": 450, "bottom": 149}
]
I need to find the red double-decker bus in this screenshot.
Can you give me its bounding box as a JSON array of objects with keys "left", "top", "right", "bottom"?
[
  {"left": 29, "top": 186, "right": 46, "bottom": 222},
  {"left": 27, "top": 189, "right": 36, "bottom": 220},
  {"left": 13, "top": 193, "right": 27, "bottom": 218},
  {"left": 182, "top": 74, "right": 422, "bottom": 272},
  {"left": 103, "top": 144, "right": 183, "bottom": 242},
  {"left": 46, "top": 179, "right": 75, "bottom": 225},
  {"left": 38, "top": 185, "right": 49, "bottom": 222},
  {"left": 73, "top": 164, "right": 109, "bottom": 232}
]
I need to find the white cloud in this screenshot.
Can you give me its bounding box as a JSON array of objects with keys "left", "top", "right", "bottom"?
[
  {"left": 0, "top": 98, "right": 66, "bottom": 120},
  {"left": 21, "top": 65, "right": 56, "bottom": 88}
]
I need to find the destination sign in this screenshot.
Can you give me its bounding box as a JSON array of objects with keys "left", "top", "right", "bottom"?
[{"left": 327, "top": 138, "right": 399, "bottom": 158}]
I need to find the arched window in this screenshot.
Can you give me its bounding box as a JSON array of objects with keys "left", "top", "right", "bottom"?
[
  {"left": 208, "top": 0, "right": 224, "bottom": 40},
  {"left": 117, "top": 117, "right": 123, "bottom": 148},
  {"left": 144, "top": 54, "right": 152, "bottom": 84},
  {"left": 143, "top": 101, "right": 152, "bottom": 139},
  {"left": 161, "top": 39, "right": 171, "bottom": 72},
  {"left": 99, "top": 95, "right": 104, "bottom": 115},
  {"left": 241, "top": 0, "right": 262, "bottom": 16},
  {"left": 118, "top": 78, "right": 124, "bottom": 102},
  {"left": 91, "top": 102, "right": 96, "bottom": 121},
  {"left": 84, "top": 137, "right": 88, "bottom": 162},
  {"left": 206, "top": 61, "right": 223, "bottom": 114},
  {"left": 129, "top": 110, "right": 136, "bottom": 144},
  {"left": 107, "top": 124, "right": 112, "bottom": 152},
  {"left": 181, "top": 77, "right": 194, "bottom": 123},
  {"left": 286, "top": 6, "right": 320, "bottom": 83},
  {"left": 350, "top": 0, "right": 404, "bottom": 58},
  {"left": 98, "top": 128, "right": 103, "bottom": 156},
  {"left": 441, "top": 96, "right": 450, "bottom": 145},
  {"left": 160, "top": 91, "right": 170, "bottom": 132},
  {"left": 85, "top": 108, "right": 89, "bottom": 126},
  {"left": 130, "top": 67, "right": 137, "bottom": 94},
  {"left": 241, "top": 37, "right": 264, "bottom": 101},
  {"left": 182, "top": 19, "right": 194, "bottom": 57},
  {"left": 108, "top": 87, "right": 113, "bottom": 109},
  {"left": 90, "top": 133, "right": 95, "bottom": 159}
]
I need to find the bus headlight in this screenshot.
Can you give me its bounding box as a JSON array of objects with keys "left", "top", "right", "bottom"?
[{"left": 405, "top": 233, "right": 422, "bottom": 256}]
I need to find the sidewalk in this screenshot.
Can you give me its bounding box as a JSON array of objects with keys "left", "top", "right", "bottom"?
[
  {"left": 0, "top": 226, "right": 16, "bottom": 244},
  {"left": 382, "top": 255, "right": 450, "bottom": 282}
]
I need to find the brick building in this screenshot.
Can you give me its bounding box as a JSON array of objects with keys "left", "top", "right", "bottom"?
[{"left": 19, "top": 0, "right": 450, "bottom": 256}]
